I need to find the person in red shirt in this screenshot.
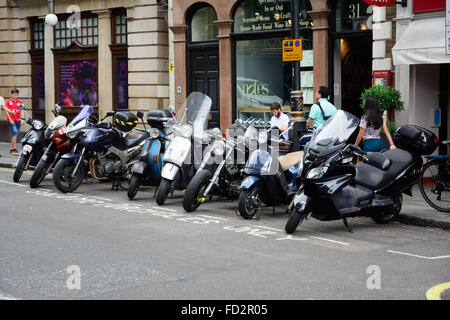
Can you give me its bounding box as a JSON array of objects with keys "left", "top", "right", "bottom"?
[{"left": 2, "top": 88, "right": 24, "bottom": 155}]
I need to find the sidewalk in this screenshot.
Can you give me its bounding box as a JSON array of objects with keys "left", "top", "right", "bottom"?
[{"left": 0, "top": 142, "right": 448, "bottom": 230}]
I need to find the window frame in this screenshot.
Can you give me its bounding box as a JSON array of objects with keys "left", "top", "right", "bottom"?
[
  {"left": 111, "top": 8, "right": 128, "bottom": 110},
  {"left": 53, "top": 11, "right": 99, "bottom": 48}
]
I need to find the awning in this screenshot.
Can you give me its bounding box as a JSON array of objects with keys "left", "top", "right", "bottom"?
[{"left": 392, "top": 16, "right": 450, "bottom": 65}]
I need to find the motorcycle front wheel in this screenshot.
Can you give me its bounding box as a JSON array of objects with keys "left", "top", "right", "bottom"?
[
  {"left": 238, "top": 187, "right": 260, "bottom": 219},
  {"left": 155, "top": 178, "right": 171, "bottom": 205},
  {"left": 13, "top": 152, "right": 30, "bottom": 182},
  {"left": 53, "top": 158, "right": 84, "bottom": 193},
  {"left": 30, "top": 156, "right": 54, "bottom": 188},
  {"left": 127, "top": 173, "right": 141, "bottom": 200},
  {"left": 183, "top": 170, "right": 212, "bottom": 212}
]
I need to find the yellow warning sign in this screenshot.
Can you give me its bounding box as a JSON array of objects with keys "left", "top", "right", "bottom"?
[
  {"left": 169, "top": 62, "right": 174, "bottom": 72},
  {"left": 282, "top": 39, "right": 302, "bottom": 62}
]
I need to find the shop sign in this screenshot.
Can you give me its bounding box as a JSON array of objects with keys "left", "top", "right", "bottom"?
[
  {"left": 372, "top": 70, "right": 391, "bottom": 87},
  {"left": 412, "top": 0, "right": 445, "bottom": 13},
  {"left": 282, "top": 39, "right": 302, "bottom": 61},
  {"left": 361, "top": 0, "right": 396, "bottom": 6},
  {"left": 234, "top": 0, "right": 312, "bottom": 33}
]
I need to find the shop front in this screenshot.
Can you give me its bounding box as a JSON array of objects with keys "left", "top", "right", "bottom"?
[{"left": 171, "top": 0, "right": 374, "bottom": 131}]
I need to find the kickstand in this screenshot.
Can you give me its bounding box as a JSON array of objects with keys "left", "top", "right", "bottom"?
[
  {"left": 153, "top": 187, "right": 158, "bottom": 198},
  {"left": 255, "top": 207, "right": 262, "bottom": 221},
  {"left": 343, "top": 218, "right": 353, "bottom": 233}
]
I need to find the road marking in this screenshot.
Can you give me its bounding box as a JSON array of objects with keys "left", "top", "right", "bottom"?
[
  {"left": 310, "top": 236, "right": 350, "bottom": 246},
  {"left": 426, "top": 282, "right": 450, "bottom": 300},
  {"left": 199, "top": 215, "right": 228, "bottom": 221},
  {"left": 387, "top": 250, "right": 450, "bottom": 260},
  {"left": 255, "top": 225, "right": 283, "bottom": 232},
  {"left": 91, "top": 196, "right": 113, "bottom": 201},
  {"left": 0, "top": 179, "right": 27, "bottom": 187},
  {"left": 0, "top": 291, "right": 20, "bottom": 300},
  {"left": 276, "top": 235, "right": 309, "bottom": 241}
]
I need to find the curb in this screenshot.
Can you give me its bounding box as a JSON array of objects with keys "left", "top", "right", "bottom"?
[
  {"left": 0, "top": 162, "right": 15, "bottom": 169},
  {"left": 398, "top": 213, "right": 450, "bottom": 230}
]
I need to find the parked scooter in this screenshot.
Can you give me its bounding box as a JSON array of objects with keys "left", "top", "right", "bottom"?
[
  {"left": 53, "top": 110, "right": 148, "bottom": 193},
  {"left": 29, "top": 105, "right": 72, "bottom": 188},
  {"left": 127, "top": 109, "right": 172, "bottom": 200},
  {"left": 285, "top": 110, "right": 439, "bottom": 234},
  {"left": 155, "top": 92, "right": 212, "bottom": 205},
  {"left": 13, "top": 104, "right": 52, "bottom": 182},
  {"left": 237, "top": 129, "right": 312, "bottom": 219},
  {"left": 182, "top": 122, "right": 258, "bottom": 212}
]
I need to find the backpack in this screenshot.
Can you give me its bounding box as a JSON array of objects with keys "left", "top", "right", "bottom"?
[{"left": 317, "top": 101, "right": 330, "bottom": 121}]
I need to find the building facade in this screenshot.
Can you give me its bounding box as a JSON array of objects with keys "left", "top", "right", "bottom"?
[
  {"left": 170, "top": 0, "right": 376, "bottom": 131},
  {"left": 393, "top": 0, "right": 450, "bottom": 154},
  {"left": 0, "top": 0, "right": 169, "bottom": 139}
]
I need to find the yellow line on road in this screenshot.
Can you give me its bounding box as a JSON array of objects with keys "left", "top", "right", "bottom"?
[{"left": 426, "top": 282, "right": 450, "bottom": 300}]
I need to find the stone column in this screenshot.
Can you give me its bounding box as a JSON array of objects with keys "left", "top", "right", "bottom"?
[
  {"left": 94, "top": 9, "right": 112, "bottom": 120},
  {"left": 214, "top": 19, "right": 233, "bottom": 131},
  {"left": 308, "top": 9, "right": 331, "bottom": 96},
  {"left": 169, "top": 25, "right": 187, "bottom": 111},
  {"left": 44, "top": 22, "right": 55, "bottom": 124}
]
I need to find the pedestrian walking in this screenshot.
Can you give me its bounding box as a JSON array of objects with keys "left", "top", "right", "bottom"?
[
  {"left": 354, "top": 96, "right": 396, "bottom": 152},
  {"left": 2, "top": 89, "right": 24, "bottom": 155}
]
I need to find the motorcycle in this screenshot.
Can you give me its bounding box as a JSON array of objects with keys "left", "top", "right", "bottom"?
[
  {"left": 182, "top": 122, "right": 258, "bottom": 212},
  {"left": 29, "top": 105, "right": 72, "bottom": 188},
  {"left": 53, "top": 110, "right": 149, "bottom": 193},
  {"left": 13, "top": 104, "right": 51, "bottom": 182},
  {"left": 127, "top": 109, "right": 172, "bottom": 200},
  {"left": 237, "top": 128, "right": 312, "bottom": 219},
  {"left": 155, "top": 92, "right": 212, "bottom": 205},
  {"left": 285, "top": 110, "right": 439, "bottom": 234}
]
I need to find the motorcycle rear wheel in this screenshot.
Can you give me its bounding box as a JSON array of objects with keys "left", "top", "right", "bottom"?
[
  {"left": 127, "top": 173, "right": 141, "bottom": 200},
  {"left": 13, "top": 153, "right": 30, "bottom": 182},
  {"left": 183, "top": 170, "right": 212, "bottom": 212},
  {"left": 53, "top": 159, "right": 84, "bottom": 193}
]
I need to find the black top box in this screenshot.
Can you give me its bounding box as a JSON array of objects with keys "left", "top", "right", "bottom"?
[
  {"left": 393, "top": 125, "right": 438, "bottom": 155},
  {"left": 147, "top": 109, "right": 172, "bottom": 131},
  {"left": 114, "top": 111, "right": 139, "bottom": 132}
]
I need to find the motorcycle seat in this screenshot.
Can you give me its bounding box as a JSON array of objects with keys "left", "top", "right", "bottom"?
[
  {"left": 363, "top": 152, "right": 391, "bottom": 170},
  {"left": 279, "top": 151, "right": 303, "bottom": 171},
  {"left": 125, "top": 133, "right": 148, "bottom": 148},
  {"left": 354, "top": 148, "right": 414, "bottom": 190}
]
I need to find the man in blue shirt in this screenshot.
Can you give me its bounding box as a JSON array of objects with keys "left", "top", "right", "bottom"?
[{"left": 307, "top": 86, "right": 337, "bottom": 129}]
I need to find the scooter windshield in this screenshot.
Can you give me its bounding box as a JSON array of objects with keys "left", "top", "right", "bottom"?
[
  {"left": 310, "top": 110, "right": 359, "bottom": 148},
  {"left": 244, "top": 125, "right": 258, "bottom": 140},
  {"left": 173, "top": 92, "right": 212, "bottom": 133},
  {"left": 69, "top": 105, "right": 93, "bottom": 127}
]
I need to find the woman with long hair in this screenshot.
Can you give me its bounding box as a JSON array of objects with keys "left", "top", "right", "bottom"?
[{"left": 355, "top": 97, "right": 396, "bottom": 152}]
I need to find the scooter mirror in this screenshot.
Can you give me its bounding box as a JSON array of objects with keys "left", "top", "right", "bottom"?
[
  {"left": 105, "top": 111, "right": 115, "bottom": 117},
  {"left": 18, "top": 104, "right": 25, "bottom": 110},
  {"left": 235, "top": 119, "right": 243, "bottom": 125},
  {"left": 137, "top": 111, "right": 144, "bottom": 119},
  {"left": 54, "top": 104, "right": 61, "bottom": 115},
  {"left": 168, "top": 105, "right": 175, "bottom": 113}
]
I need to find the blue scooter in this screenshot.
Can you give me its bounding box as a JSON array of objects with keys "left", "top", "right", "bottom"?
[
  {"left": 238, "top": 132, "right": 312, "bottom": 219},
  {"left": 127, "top": 109, "right": 172, "bottom": 200}
]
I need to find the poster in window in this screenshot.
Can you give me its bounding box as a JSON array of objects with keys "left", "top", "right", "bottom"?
[
  {"left": 36, "top": 62, "right": 45, "bottom": 110},
  {"left": 117, "top": 58, "right": 129, "bottom": 109},
  {"left": 59, "top": 60, "right": 97, "bottom": 107}
]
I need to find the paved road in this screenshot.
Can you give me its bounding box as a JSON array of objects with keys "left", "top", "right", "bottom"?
[{"left": 0, "top": 168, "right": 449, "bottom": 300}]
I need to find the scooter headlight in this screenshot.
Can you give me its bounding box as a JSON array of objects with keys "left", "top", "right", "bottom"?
[
  {"left": 306, "top": 166, "right": 328, "bottom": 180},
  {"left": 33, "top": 120, "right": 44, "bottom": 130},
  {"left": 212, "top": 140, "right": 225, "bottom": 156},
  {"left": 180, "top": 124, "right": 193, "bottom": 138},
  {"left": 149, "top": 128, "right": 160, "bottom": 139}
]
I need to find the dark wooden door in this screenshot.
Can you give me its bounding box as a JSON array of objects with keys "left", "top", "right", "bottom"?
[{"left": 188, "top": 46, "right": 220, "bottom": 129}]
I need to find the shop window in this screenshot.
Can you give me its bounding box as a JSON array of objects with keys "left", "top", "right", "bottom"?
[
  {"left": 35, "top": 62, "right": 45, "bottom": 110},
  {"left": 233, "top": 0, "right": 313, "bottom": 128},
  {"left": 55, "top": 13, "right": 98, "bottom": 47},
  {"left": 191, "top": 6, "right": 218, "bottom": 42}
]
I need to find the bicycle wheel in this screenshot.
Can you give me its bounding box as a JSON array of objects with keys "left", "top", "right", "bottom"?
[{"left": 419, "top": 159, "right": 450, "bottom": 212}]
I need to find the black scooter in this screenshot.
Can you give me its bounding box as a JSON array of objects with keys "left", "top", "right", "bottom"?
[
  {"left": 285, "top": 110, "right": 439, "bottom": 234},
  {"left": 13, "top": 104, "right": 47, "bottom": 182}
]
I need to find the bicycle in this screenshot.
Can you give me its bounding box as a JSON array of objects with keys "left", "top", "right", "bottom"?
[{"left": 419, "top": 140, "right": 450, "bottom": 212}]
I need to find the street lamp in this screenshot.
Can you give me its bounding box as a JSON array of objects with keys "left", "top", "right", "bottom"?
[{"left": 45, "top": 0, "right": 58, "bottom": 26}]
